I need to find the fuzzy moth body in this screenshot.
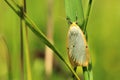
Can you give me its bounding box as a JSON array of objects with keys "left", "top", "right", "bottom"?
[{"left": 67, "top": 22, "right": 89, "bottom": 67}]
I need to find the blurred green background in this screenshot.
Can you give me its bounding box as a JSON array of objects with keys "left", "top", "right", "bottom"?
[{"left": 0, "top": 0, "right": 120, "bottom": 80}]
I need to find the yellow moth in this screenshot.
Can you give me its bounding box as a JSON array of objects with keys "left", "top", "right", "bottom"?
[{"left": 67, "top": 22, "right": 89, "bottom": 67}]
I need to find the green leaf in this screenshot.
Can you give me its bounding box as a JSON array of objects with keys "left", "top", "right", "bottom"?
[{"left": 65, "top": 0, "right": 84, "bottom": 27}]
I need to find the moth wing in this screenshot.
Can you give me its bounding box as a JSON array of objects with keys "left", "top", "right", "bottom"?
[{"left": 67, "top": 25, "right": 87, "bottom": 66}]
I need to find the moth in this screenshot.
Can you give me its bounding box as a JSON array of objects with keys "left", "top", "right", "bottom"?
[{"left": 67, "top": 22, "right": 89, "bottom": 67}]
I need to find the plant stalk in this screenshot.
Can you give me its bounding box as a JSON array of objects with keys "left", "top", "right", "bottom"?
[
  {"left": 45, "top": 0, "right": 54, "bottom": 79},
  {"left": 83, "top": 0, "right": 93, "bottom": 34},
  {"left": 82, "top": 0, "right": 93, "bottom": 80},
  {"left": 20, "top": 0, "right": 32, "bottom": 80}
]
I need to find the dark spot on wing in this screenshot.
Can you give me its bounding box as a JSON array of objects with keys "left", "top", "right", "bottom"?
[{"left": 73, "top": 45, "right": 75, "bottom": 47}]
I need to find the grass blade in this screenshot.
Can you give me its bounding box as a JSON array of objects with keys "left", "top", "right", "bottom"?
[
  {"left": 19, "top": 0, "right": 32, "bottom": 80},
  {"left": 65, "top": 0, "right": 84, "bottom": 27}
]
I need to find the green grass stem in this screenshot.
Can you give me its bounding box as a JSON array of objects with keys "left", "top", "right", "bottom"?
[
  {"left": 83, "top": 0, "right": 93, "bottom": 34},
  {"left": 19, "top": 0, "right": 32, "bottom": 80}
]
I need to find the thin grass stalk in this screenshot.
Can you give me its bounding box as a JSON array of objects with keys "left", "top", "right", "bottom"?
[
  {"left": 82, "top": 0, "right": 93, "bottom": 80},
  {"left": 20, "top": 0, "right": 32, "bottom": 80},
  {"left": 11, "top": 6, "right": 21, "bottom": 80},
  {"left": 83, "top": 0, "right": 92, "bottom": 34},
  {"left": 0, "top": 36, "right": 9, "bottom": 80},
  {"left": 45, "top": 0, "right": 54, "bottom": 79},
  {"left": 2, "top": 1, "right": 21, "bottom": 79},
  {"left": 4, "top": 0, "right": 80, "bottom": 80},
  {"left": 82, "top": 67, "right": 89, "bottom": 80},
  {"left": 88, "top": 60, "right": 93, "bottom": 80}
]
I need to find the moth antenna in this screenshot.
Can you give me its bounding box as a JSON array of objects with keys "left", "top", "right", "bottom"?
[
  {"left": 75, "top": 11, "right": 78, "bottom": 25},
  {"left": 66, "top": 17, "right": 72, "bottom": 24}
]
